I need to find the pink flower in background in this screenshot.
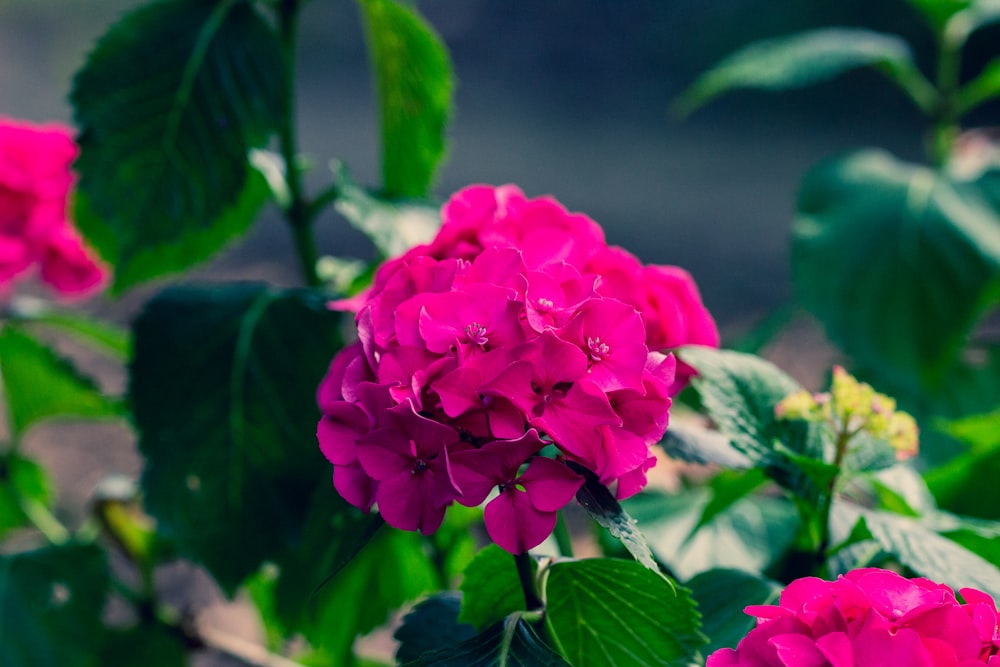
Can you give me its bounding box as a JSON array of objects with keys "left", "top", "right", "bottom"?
[
  {"left": 318, "top": 184, "right": 718, "bottom": 552},
  {"left": 708, "top": 568, "right": 1000, "bottom": 667},
  {"left": 0, "top": 117, "right": 107, "bottom": 298}
]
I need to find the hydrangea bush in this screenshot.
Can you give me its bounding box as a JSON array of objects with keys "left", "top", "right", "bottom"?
[{"left": 3, "top": 0, "right": 1000, "bottom": 666}]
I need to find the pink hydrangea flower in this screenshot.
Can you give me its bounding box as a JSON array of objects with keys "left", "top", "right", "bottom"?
[
  {"left": 318, "top": 184, "right": 718, "bottom": 553},
  {"left": 0, "top": 117, "right": 107, "bottom": 298},
  {"left": 708, "top": 568, "right": 1000, "bottom": 667}
]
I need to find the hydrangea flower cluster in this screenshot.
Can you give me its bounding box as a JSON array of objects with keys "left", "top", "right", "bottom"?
[
  {"left": 317, "top": 184, "right": 718, "bottom": 553},
  {"left": 708, "top": 568, "right": 1000, "bottom": 667},
  {"left": 775, "top": 366, "right": 919, "bottom": 460},
  {"left": 0, "top": 117, "right": 106, "bottom": 298}
]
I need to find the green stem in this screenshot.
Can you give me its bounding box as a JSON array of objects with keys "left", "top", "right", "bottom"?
[
  {"left": 277, "top": 0, "right": 320, "bottom": 287},
  {"left": 21, "top": 497, "right": 70, "bottom": 545},
  {"left": 928, "top": 27, "right": 964, "bottom": 165},
  {"left": 514, "top": 552, "right": 543, "bottom": 611},
  {"left": 813, "top": 428, "right": 851, "bottom": 575},
  {"left": 553, "top": 511, "right": 574, "bottom": 558}
]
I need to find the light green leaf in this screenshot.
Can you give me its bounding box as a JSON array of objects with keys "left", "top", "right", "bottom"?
[
  {"left": 401, "top": 614, "right": 570, "bottom": 667},
  {"left": 0, "top": 454, "right": 54, "bottom": 540},
  {"left": 544, "top": 558, "right": 706, "bottom": 667},
  {"left": 946, "top": 0, "right": 1000, "bottom": 45},
  {"left": 686, "top": 569, "right": 781, "bottom": 654},
  {"left": 26, "top": 313, "right": 130, "bottom": 361},
  {"left": 71, "top": 0, "right": 283, "bottom": 292},
  {"left": 0, "top": 543, "right": 110, "bottom": 667},
  {"left": 687, "top": 468, "right": 769, "bottom": 541},
  {"left": 959, "top": 56, "right": 1000, "bottom": 112},
  {"left": 624, "top": 488, "right": 799, "bottom": 581},
  {"left": 793, "top": 150, "right": 1000, "bottom": 402},
  {"left": 856, "top": 506, "right": 1000, "bottom": 599},
  {"left": 459, "top": 545, "right": 530, "bottom": 632},
  {"left": 131, "top": 284, "right": 344, "bottom": 593},
  {"left": 677, "top": 346, "right": 831, "bottom": 500},
  {"left": 358, "top": 0, "right": 454, "bottom": 198},
  {"left": 0, "top": 324, "right": 120, "bottom": 435},
  {"left": 332, "top": 164, "right": 441, "bottom": 258},
  {"left": 907, "top": 0, "right": 974, "bottom": 29},
  {"left": 926, "top": 408, "right": 1000, "bottom": 518},
  {"left": 676, "top": 29, "right": 929, "bottom": 115}
]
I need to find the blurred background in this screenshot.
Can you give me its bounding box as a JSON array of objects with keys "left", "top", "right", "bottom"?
[{"left": 5, "top": 0, "right": 975, "bottom": 337}]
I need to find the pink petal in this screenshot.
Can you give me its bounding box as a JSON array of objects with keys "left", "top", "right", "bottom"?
[
  {"left": 333, "top": 462, "right": 377, "bottom": 512},
  {"left": 768, "top": 633, "right": 828, "bottom": 667},
  {"left": 815, "top": 632, "right": 854, "bottom": 667},
  {"left": 520, "top": 457, "right": 583, "bottom": 512},
  {"left": 484, "top": 488, "right": 557, "bottom": 554}
]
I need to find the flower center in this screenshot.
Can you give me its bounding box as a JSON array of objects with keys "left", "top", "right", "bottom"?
[
  {"left": 536, "top": 297, "right": 554, "bottom": 312},
  {"left": 464, "top": 321, "right": 489, "bottom": 346},
  {"left": 587, "top": 336, "right": 611, "bottom": 362},
  {"left": 412, "top": 458, "right": 428, "bottom": 474}
]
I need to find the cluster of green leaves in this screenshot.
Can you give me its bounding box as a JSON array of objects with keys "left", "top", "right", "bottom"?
[{"left": 679, "top": 0, "right": 1000, "bottom": 465}]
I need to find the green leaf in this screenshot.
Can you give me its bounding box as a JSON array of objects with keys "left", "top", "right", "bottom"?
[
  {"left": 570, "top": 462, "right": 667, "bottom": 581},
  {"left": 0, "top": 324, "right": 120, "bottom": 436},
  {"left": 687, "top": 468, "right": 769, "bottom": 541},
  {"left": 0, "top": 454, "right": 54, "bottom": 539},
  {"left": 793, "top": 150, "right": 1000, "bottom": 401},
  {"left": 395, "top": 593, "right": 477, "bottom": 663},
  {"left": 132, "top": 284, "right": 343, "bottom": 593},
  {"left": 544, "top": 558, "right": 706, "bottom": 667},
  {"left": 624, "top": 488, "right": 799, "bottom": 581},
  {"left": 71, "top": 0, "right": 284, "bottom": 292},
  {"left": 287, "top": 529, "right": 438, "bottom": 666},
  {"left": 907, "top": 0, "right": 974, "bottom": 29},
  {"left": 358, "top": 0, "right": 454, "bottom": 197},
  {"left": 459, "top": 545, "right": 530, "bottom": 631},
  {"left": 946, "top": 0, "right": 1000, "bottom": 44},
  {"left": 854, "top": 506, "right": 1000, "bottom": 599},
  {"left": 959, "top": 56, "right": 1000, "bottom": 112},
  {"left": 676, "top": 29, "right": 926, "bottom": 115},
  {"left": 926, "top": 409, "right": 1000, "bottom": 518},
  {"left": 0, "top": 543, "right": 110, "bottom": 667},
  {"left": 401, "top": 614, "right": 571, "bottom": 667},
  {"left": 677, "top": 346, "right": 830, "bottom": 500},
  {"left": 332, "top": 164, "right": 441, "bottom": 258},
  {"left": 100, "top": 623, "right": 185, "bottom": 667},
  {"left": 685, "top": 569, "right": 781, "bottom": 654},
  {"left": 659, "top": 424, "right": 753, "bottom": 469},
  {"left": 27, "top": 314, "right": 130, "bottom": 361}
]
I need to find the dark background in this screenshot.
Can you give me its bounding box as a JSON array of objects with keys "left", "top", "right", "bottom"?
[{"left": 7, "top": 0, "right": 996, "bottom": 333}]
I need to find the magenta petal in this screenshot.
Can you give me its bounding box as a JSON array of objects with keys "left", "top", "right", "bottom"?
[
  {"left": 520, "top": 458, "right": 583, "bottom": 512},
  {"left": 450, "top": 449, "right": 504, "bottom": 506},
  {"left": 333, "top": 462, "right": 376, "bottom": 512},
  {"left": 815, "top": 632, "right": 853, "bottom": 667},
  {"left": 376, "top": 471, "right": 449, "bottom": 535},
  {"left": 356, "top": 428, "right": 416, "bottom": 480},
  {"left": 768, "top": 633, "right": 827, "bottom": 667},
  {"left": 705, "top": 649, "right": 740, "bottom": 667},
  {"left": 484, "top": 489, "right": 557, "bottom": 554},
  {"left": 317, "top": 411, "right": 364, "bottom": 466},
  {"left": 535, "top": 380, "right": 620, "bottom": 465},
  {"left": 904, "top": 605, "right": 982, "bottom": 661}
]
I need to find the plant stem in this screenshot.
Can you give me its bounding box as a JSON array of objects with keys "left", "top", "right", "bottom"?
[
  {"left": 514, "top": 552, "right": 543, "bottom": 611},
  {"left": 21, "top": 497, "right": 70, "bottom": 545},
  {"left": 553, "top": 511, "right": 574, "bottom": 558},
  {"left": 813, "top": 428, "right": 851, "bottom": 574},
  {"left": 277, "top": 0, "right": 320, "bottom": 287},
  {"left": 928, "top": 27, "right": 964, "bottom": 165}
]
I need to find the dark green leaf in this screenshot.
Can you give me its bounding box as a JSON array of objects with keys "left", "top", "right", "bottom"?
[
  {"left": 0, "top": 324, "right": 120, "bottom": 435},
  {"left": 840, "top": 432, "right": 899, "bottom": 476},
  {"left": 854, "top": 505, "right": 1000, "bottom": 599},
  {"left": 358, "top": 0, "right": 454, "bottom": 197},
  {"left": 459, "top": 545, "right": 529, "bottom": 631},
  {"left": 0, "top": 454, "right": 53, "bottom": 540},
  {"left": 570, "top": 462, "right": 667, "bottom": 581},
  {"left": 71, "top": 0, "right": 283, "bottom": 292},
  {"left": 959, "top": 57, "right": 1000, "bottom": 112},
  {"left": 286, "top": 529, "right": 438, "bottom": 666},
  {"left": 0, "top": 543, "right": 109, "bottom": 667},
  {"left": 677, "top": 346, "right": 830, "bottom": 499},
  {"left": 793, "top": 150, "right": 1000, "bottom": 399},
  {"left": 332, "top": 164, "right": 441, "bottom": 257},
  {"left": 676, "top": 29, "right": 925, "bottom": 115},
  {"left": 402, "top": 614, "right": 570, "bottom": 667},
  {"left": 686, "top": 569, "right": 780, "bottom": 654},
  {"left": 395, "top": 593, "right": 477, "bottom": 663},
  {"left": 927, "top": 409, "right": 1000, "bottom": 518},
  {"left": 100, "top": 623, "right": 185, "bottom": 667},
  {"left": 544, "top": 558, "right": 706, "bottom": 667},
  {"left": 132, "top": 284, "right": 343, "bottom": 593},
  {"left": 942, "top": 526, "right": 1000, "bottom": 565}
]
